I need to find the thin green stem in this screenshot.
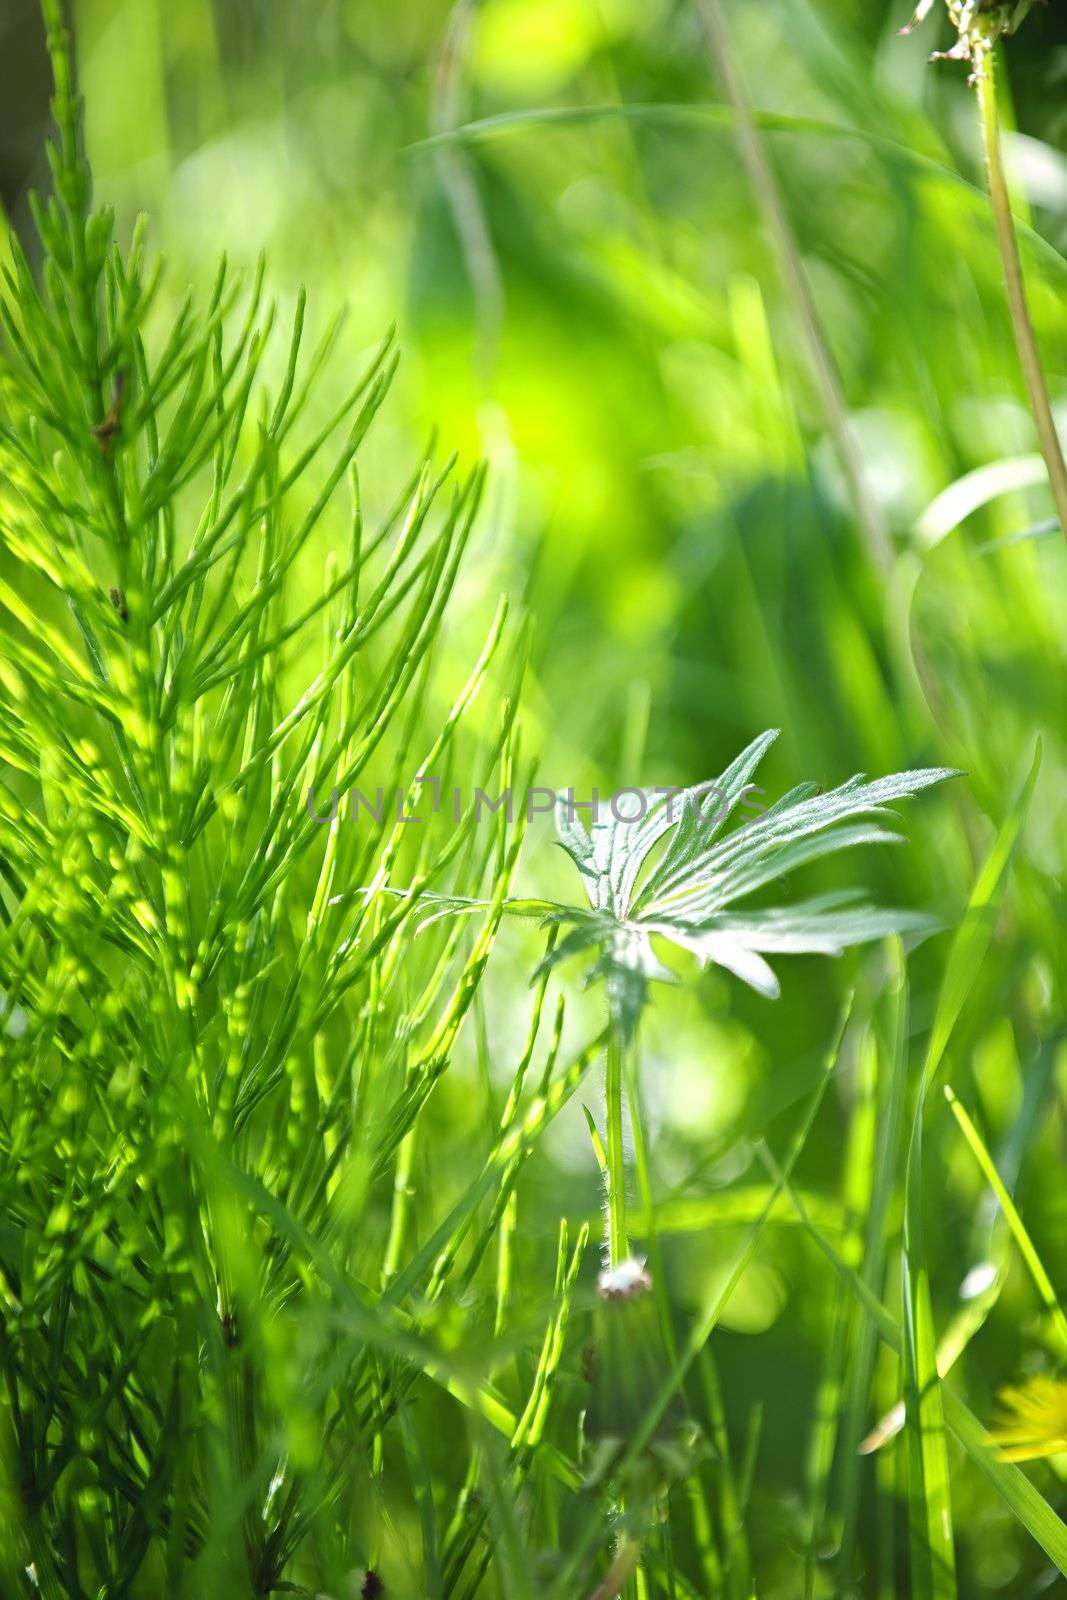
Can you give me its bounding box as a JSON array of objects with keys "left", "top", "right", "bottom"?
[
  {"left": 383, "top": 1124, "right": 418, "bottom": 1287},
  {"left": 975, "top": 54, "right": 1067, "bottom": 544},
  {"left": 494, "top": 1189, "right": 517, "bottom": 1337},
  {"left": 605, "top": 1026, "right": 629, "bottom": 1268}
]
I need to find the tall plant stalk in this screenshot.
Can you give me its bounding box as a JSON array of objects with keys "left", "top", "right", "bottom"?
[
  {"left": 902, "top": 3, "right": 1067, "bottom": 541},
  {"left": 974, "top": 55, "right": 1067, "bottom": 544},
  {"left": 604, "top": 1024, "right": 631, "bottom": 1267},
  {"left": 539, "top": 743, "right": 955, "bottom": 1287}
]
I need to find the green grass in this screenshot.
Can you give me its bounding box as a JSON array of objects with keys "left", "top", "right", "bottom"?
[{"left": 1, "top": 0, "right": 1066, "bottom": 1596}]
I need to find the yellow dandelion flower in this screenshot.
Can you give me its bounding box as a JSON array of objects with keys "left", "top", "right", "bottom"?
[{"left": 989, "top": 1376, "right": 1067, "bottom": 1463}]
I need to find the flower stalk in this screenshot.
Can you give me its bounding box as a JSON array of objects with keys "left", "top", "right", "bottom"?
[
  {"left": 903, "top": 2, "right": 1067, "bottom": 543},
  {"left": 535, "top": 740, "right": 954, "bottom": 1277},
  {"left": 974, "top": 54, "right": 1067, "bottom": 544},
  {"left": 604, "top": 1024, "right": 630, "bottom": 1268}
]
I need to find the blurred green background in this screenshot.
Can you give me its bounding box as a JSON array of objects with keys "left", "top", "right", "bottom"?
[
  {"left": 5, "top": 0, "right": 1063, "bottom": 808},
  {"left": 2, "top": 0, "right": 1066, "bottom": 1593}
]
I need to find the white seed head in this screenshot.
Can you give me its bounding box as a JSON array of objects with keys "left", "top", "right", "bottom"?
[{"left": 597, "top": 1256, "right": 652, "bottom": 1302}]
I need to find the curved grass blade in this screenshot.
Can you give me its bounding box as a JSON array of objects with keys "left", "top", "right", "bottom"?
[
  {"left": 779, "top": 1182, "right": 1067, "bottom": 1575},
  {"left": 902, "top": 1076, "right": 958, "bottom": 1598},
  {"left": 943, "top": 1086, "right": 1067, "bottom": 1355}
]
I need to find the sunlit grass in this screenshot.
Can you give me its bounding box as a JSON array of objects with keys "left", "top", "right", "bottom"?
[{"left": 1, "top": 0, "right": 1065, "bottom": 1596}]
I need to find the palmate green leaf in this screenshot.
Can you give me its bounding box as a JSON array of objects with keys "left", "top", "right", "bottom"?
[{"left": 540, "top": 731, "right": 958, "bottom": 1026}]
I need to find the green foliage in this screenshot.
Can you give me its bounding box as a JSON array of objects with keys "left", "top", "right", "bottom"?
[
  {"left": 544, "top": 731, "right": 956, "bottom": 1033},
  {"left": 0, "top": 6, "right": 551, "bottom": 1596},
  {"left": 2, "top": 0, "right": 1066, "bottom": 1597}
]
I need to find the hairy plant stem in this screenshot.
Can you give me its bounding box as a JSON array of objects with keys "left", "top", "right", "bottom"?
[
  {"left": 975, "top": 55, "right": 1067, "bottom": 544},
  {"left": 605, "top": 1025, "right": 630, "bottom": 1267},
  {"left": 586, "top": 1534, "right": 642, "bottom": 1600}
]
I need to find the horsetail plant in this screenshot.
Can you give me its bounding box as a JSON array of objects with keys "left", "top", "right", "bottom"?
[{"left": 0, "top": 4, "right": 604, "bottom": 1596}]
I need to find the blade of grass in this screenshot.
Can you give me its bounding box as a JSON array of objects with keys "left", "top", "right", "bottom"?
[
  {"left": 802, "top": 1017, "right": 879, "bottom": 1598},
  {"left": 693, "top": 0, "right": 889, "bottom": 570},
  {"left": 902, "top": 1069, "right": 958, "bottom": 1598},
  {"left": 777, "top": 1175, "right": 1067, "bottom": 1575},
  {"left": 943, "top": 1086, "right": 1067, "bottom": 1355},
  {"left": 837, "top": 944, "right": 910, "bottom": 1589},
  {"left": 922, "top": 741, "right": 1041, "bottom": 1091}
]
